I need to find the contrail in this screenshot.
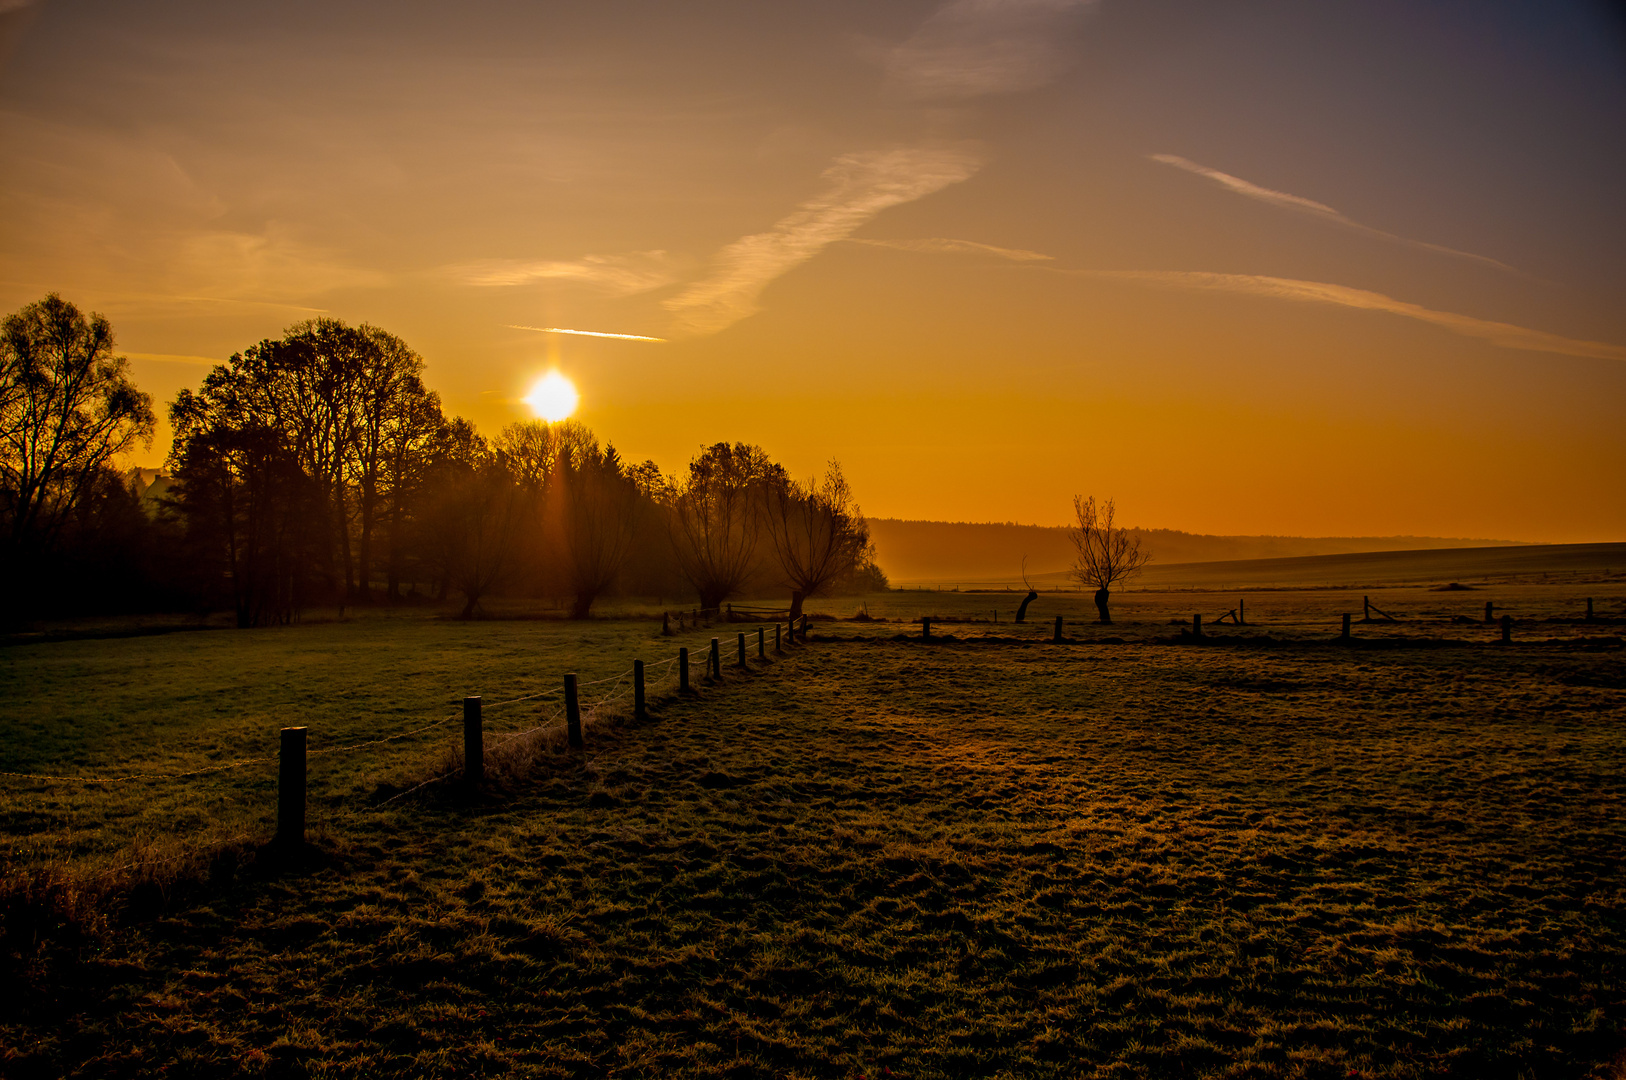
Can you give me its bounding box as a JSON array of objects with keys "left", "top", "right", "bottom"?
[
  {"left": 508, "top": 325, "right": 667, "bottom": 342},
  {"left": 1151, "top": 154, "right": 1518, "bottom": 275}
]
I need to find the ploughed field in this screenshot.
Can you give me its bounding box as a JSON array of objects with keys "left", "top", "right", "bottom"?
[{"left": 1, "top": 586, "right": 1623, "bottom": 1078}]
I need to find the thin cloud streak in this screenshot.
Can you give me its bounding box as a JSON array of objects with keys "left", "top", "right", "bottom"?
[
  {"left": 1083, "top": 268, "right": 1626, "bottom": 362},
  {"left": 665, "top": 145, "right": 983, "bottom": 335},
  {"left": 454, "top": 251, "right": 677, "bottom": 295},
  {"left": 508, "top": 324, "right": 667, "bottom": 342},
  {"left": 887, "top": 0, "right": 1098, "bottom": 100},
  {"left": 846, "top": 236, "right": 1052, "bottom": 261},
  {"left": 1151, "top": 154, "right": 1518, "bottom": 274}
]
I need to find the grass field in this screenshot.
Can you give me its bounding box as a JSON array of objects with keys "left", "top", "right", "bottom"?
[{"left": 2, "top": 586, "right": 1624, "bottom": 1077}]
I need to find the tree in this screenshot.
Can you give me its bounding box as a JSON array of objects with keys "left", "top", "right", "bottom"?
[
  {"left": 669, "top": 442, "right": 778, "bottom": 610},
  {"left": 169, "top": 370, "right": 324, "bottom": 627},
  {"left": 1014, "top": 556, "right": 1039, "bottom": 623},
  {"left": 0, "top": 295, "right": 154, "bottom": 562},
  {"left": 552, "top": 442, "right": 640, "bottom": 618},
  {"left": 1067, "top": 495, "right": 1150, "bottom": 624},
  {"left": 761, "top": 460, "right": 870, "bottom": 620}
]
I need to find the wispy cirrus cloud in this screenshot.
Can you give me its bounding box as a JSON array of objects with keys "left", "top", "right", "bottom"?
[
  {"left": 1085, "top": 268, "right": 1625, "bottom": 362},
  {"left": 452, "top": 250, "right": 678, "bottom": 295},
  {"left": 846, "top": 236, "right": 1052, "bottom": 261},
  {"left": 664, "top": 146, "right": 984, "bottom": 335},
  {"left": 886, "top": 0, "right": 1098, "bottom": 100},
  {"left": 1151, "top": 154, "right": 1517, "bottom": 274}
]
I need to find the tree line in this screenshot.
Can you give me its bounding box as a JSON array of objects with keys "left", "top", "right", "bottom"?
[{"left": 1, "top": 295, "right": 883, "bottom": 626}]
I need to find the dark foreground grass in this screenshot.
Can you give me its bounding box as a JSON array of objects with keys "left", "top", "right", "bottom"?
[{"left": 3, "top": 631, "right": 1625, "bottom": 1078}]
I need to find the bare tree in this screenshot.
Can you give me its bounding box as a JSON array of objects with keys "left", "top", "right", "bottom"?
[
  {"left": 669, "top": 442, "right": 778, "bottom": 611},
  {"left": 762, "top": 460, "right": 869, "bottom": 621},
  {"left": 0, "top": 295, "right": 154, "bottom": 558},
  {"left": 1067, "top": 495, "right": 1150, "bottom": 624},
  {"left": 553, "top": 443, "right": 639, "bottom": 618},
  {"left": 1014, "top": 555, "right": 1039, "bottom": 623}
]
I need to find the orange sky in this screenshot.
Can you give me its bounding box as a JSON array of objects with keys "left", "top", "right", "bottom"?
[{"left": 2, "top": 0, "right": 1623, "bottom": 541}]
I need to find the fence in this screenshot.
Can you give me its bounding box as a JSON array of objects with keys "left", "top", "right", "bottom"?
[{"left": 1, "top": 616, "right": 815, "bottom": 855}]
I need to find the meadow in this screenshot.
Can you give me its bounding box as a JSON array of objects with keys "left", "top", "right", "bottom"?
[{"left": 1, "top": 577, "right": 1623, "bottom": 1077}]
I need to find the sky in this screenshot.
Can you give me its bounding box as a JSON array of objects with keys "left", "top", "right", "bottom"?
[{"left": 2, "top": 0, "right": 1623, "bottom": 542}]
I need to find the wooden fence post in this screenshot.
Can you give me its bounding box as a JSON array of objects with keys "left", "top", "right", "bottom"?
[
  {"left": 1586, "top": 597, "right": 1595, "bottom": 621},
  {"left": 757, "top": 626, "right": 765, "bottom": 659},
  {"left": 800, "top": 615, "right": 809, "bottom": 640},
  {"left": 774, "top": 623, "right": 782, "bottom": 654},
  {"left": 662, "top": 612, "right": 671, "bottom": 636},
  {"left": 1501, "top": 614, "right": 1512, "bottom": 643},
  {"left": 1485, "top": 601, "right": 1494, "bottom": 624},
  {"left": 737, "top": 632, "right": 747, "bottom": 667},
  {"left": 1053, "top": 615, "right": 1063, "bottom": 643},
  {"left": 922, "top": 617, "right": 932, "bottom": 641},
  {"left": 710, "top": 637, "right": 720, "bottom": 678},
  {"left": 1341, "top": 613, "right": 1351, "bottom": 640},
  {"left": 1239, "top": 598, "right": 1246, "bottom": 626},
  {"left": 679, "top": 647, "right": 690, "bottom": 693},
  {"left": 463, "top": 696, "right": 483, "bottom": 785},
  {"left": 277, "top": 726, "right": 307, "bottom": 847},
  {"left": 565, "top": 674, "right": 583, "bottom": 749},
  {"left": 1193, "top": 614, "right": 1203, "bottom": 639},
  {"left": 634, "top": 660, "right": 646, "bottom": 721},
  {"left": 1363, "top": 596, "right": 1370, "bottom": 621}
]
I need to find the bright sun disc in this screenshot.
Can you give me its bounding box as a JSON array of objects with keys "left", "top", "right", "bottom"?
[{"left": 524, "top": 371, "right": 578, "bottom": 421}]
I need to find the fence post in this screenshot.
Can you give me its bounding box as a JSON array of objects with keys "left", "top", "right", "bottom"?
[
  {"left": 1501, "top": 614, "right": 1512, "bottom": 643},
  {"left": 1586, "top": 597, "right": 1595, "bottom": 621},
  {"left": 1193, "top": 613, "right": 1203, "bottom": 639},
  {"left": 277, "top": 726, "right": 307, "bottom": 847},
  {"left": 565, "top": 673, "right": 583, "bottom": 749},
  {"left": 736, "top": 632, "right": 747, "bottom": 667},
  {"left": 1053, "top": 614, "right": 1063, "bottom": 643},
  {"left": 1239, "top": 598, "right": 1246, "bottom": 626},
  {"left": 463, "top": 696, "right": 483, "bottom": 785},
  {"left": 679, "top": 647, "right": 690, "bottom": 693},
  {"left": 662, "top": 612, "right": 671, "bottom": 636},
  {"left": 1341, "top": 613, "right": 1351, "bottom": 640},
  {"left": 1364, "top": 596, "right": 1370, "bottom": 621},
  {"left": 800, "top": 615, "right": 808, "bottom": 640},
  {"left": 1485, "top": 601, "right": 1494, "bottom": 624},
  {"left": 774, "top": 623, "right": 782, "bottom": 654},
  {"left": 710, "top": 637, "right": 720, "bottom": 678},
  {"left": 922, "top": 617, "right": 932, "bottom": 642},
  {"left": 757, "top": 626, "right": 765, "bottom": 659},
  {"left": 634, "top": 660, "right": 646, "bottom": 721}
]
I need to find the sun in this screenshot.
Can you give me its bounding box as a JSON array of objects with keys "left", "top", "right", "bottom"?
[{"left": 524, "top": 371, "right": 578, "bottom": 422}]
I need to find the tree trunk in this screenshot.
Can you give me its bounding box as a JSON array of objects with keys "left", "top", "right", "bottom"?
[
  {"left": 1094, "top": 587, "right": 1111, "bottom": 624},
  {"left": 1015, "top": 590, "right": 1038, "bottom": 623},
  {"left": 357, "top": 478, "right": 376, "bottom": 603},
  {"left": 571, "top": 590, "right": 596, "bottom": 620},
  {"left": 459, "top": 591, "right": 481, "bottom": 619},
  {"left": 788, "top": 590, "right": 805, "bottom": 621}
]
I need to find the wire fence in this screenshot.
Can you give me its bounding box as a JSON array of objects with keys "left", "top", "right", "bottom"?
[{"left": 0, "top": 618, "right": 813, "bottom": 856}]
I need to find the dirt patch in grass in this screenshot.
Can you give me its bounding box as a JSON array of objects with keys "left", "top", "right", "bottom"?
[{"left": 2, "top": 624, "right": 1622, "bottom": 1078}]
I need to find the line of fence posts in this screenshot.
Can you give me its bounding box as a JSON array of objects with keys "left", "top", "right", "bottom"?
[{"left": 270, "top": 622, "right": 820, "bottom": 848}]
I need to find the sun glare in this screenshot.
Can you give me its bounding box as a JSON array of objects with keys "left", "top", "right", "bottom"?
[{"left": 524, "top": 371, "right": 579, "bottom": 422}]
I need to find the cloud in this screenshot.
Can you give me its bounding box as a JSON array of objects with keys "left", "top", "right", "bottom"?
[
  {"left": 508, "top": 325, "right": 666, "bottom": 343},
  {"left": 1150, "top": 154, "right": 1518, "bottom": 274},
  {"left": 1089, "top": 269, "right": 1626, "bottom": 362},
  {"left": 846, "top": 236, "right": 1052, "bottom": 261},
  {"left": 664, "top": 145, "right": 984, "bottom": 335},
  {"left": 452, "top": 250, "right": 677, "bottom": 295},
  {"left": 887, "top": 0, "right": 1098, "bottom": 100}
]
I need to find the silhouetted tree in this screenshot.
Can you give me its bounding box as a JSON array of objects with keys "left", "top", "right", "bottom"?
[
  {"left": 1067, "top": 495, "right": 1150, "bottom": 624},
  {"left": 669, "top": 442, "right": 779, "bottom": 610},
  {"left": 1015, "top": 556, "right": 1038, "bottom": 623},
  {"left": 418, "top": 424, "right": 522, "bottom": 618},
  {"left": 553, "top": 442, "right": 640, "bottom": 618},
  {"left": 762, "top": 460, "right": 870, "bottom": 620},
  {"left": 0, "top": 295, "right": 154, "bottom": 572},
  {"left": 170, "top": 372, "right": 324, "bottom": 627}
]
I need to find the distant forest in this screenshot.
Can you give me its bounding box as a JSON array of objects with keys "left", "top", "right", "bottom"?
[
  {"left": 869, "top": 519, "right": 1527, "bottom": 584},
  {"left": 1, "top": 296, "right": 883, "bottom": 626}
]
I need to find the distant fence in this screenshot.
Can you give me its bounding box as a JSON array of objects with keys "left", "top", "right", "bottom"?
[{"left": 1, "top": 616, "right": 815, "bottom": 854}]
